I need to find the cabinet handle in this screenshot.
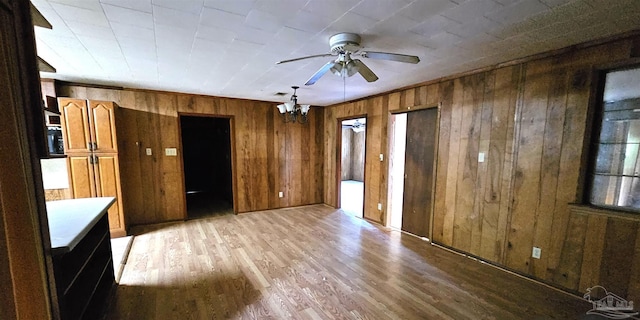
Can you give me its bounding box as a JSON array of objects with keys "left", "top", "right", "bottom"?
[{"left": 94, "top": 155, "right": 99, "bottom": 164}]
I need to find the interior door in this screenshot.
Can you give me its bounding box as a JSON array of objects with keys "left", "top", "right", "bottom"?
[{"left": 401, "top": 108, "right": 438, "bottom": 237}]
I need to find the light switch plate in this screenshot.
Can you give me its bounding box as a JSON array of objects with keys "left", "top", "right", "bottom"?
[
  {"left": 532, "top": 247, "right": 541, "bottom": 259},
  {"left": 278, "top": 191, "right": 283, "bottom": 198},
  {"left": 478, "top": 152, "right": 485, "bottom": 163},
  {"left": 165, "top": 148, "right": 177, "bottom": 156},
  {"left": 145, "top": 148, "right": 152, "bottom": 156}
]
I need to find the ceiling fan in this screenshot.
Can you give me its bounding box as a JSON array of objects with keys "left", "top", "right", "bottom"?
[
  {"left": 276, "top": 32, "right": 420, "bottom": 85},
  {"left": 342, "top": 119, "right": 366, "bottom": 132}
]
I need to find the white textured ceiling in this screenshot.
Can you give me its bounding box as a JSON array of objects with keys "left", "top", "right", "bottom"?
[{"left": 32, "top": 0, "right": 640, "bottom": 106}]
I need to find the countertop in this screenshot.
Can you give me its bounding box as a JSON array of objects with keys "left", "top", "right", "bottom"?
[{"left": 47, "top": 197, "right": 115, "bottom": 254}]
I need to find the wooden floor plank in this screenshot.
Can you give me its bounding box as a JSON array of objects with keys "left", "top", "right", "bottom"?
[{"left": 107, "top": 205, "right": 591, "bottom": 319}]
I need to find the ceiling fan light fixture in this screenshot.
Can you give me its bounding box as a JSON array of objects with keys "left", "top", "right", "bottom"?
[
  {"left": 299, "top": 105, "right": 310, "bottom": 115},
  {"left": 330, "top": 60, "right": 359, "bottom": 78},
  {"left": 277, "top": 32, "right": 420, "bottom": 85},
  {"left": 330, "top": 62, "right": 344, "bottom": 76},
  {"left": 346, "top": 60, "right": 359, "bottom": 77}
]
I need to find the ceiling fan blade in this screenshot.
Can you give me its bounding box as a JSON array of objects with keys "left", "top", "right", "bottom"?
[
  {"left": 352, "top": 60, "right": 378, "bottom": 83},
  {"left": 276, "top": 53, "right": 334, "bottom": 65},
  {"left": 361, "top": 51, "right": 420, "bottom": 64},
  {"left": 305, "top": 61, "right": 336, "bottom": 85}
]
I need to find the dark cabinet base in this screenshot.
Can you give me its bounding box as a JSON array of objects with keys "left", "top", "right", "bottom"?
[{"left": 53, "top": 214, "right": 115, "bottom": 319}]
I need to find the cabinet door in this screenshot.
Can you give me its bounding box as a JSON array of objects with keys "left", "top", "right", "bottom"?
[
  {"left": 59, "top": 98, "right": 91, "bottom": 153},
  {"left": 67, "top": 155, "right": 97, "bottom": 199},
  {"left": 94, "top": 154, "right": 125, "bottom": 235},
  {"left": 89, "top": 101, "right": 118, "bottom": 153}
]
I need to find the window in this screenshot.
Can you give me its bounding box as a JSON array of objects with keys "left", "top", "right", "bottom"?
[{"left": 589, "top": 66, "right": 640, "bottom": 212}]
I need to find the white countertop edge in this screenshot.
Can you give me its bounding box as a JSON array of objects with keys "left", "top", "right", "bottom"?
[{"left": 46, "top": 197, "right": 116, "bottom": 254}]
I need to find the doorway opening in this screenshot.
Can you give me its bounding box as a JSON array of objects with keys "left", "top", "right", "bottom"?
[
  {"left": 387, "top": 108, "right": 438, "bottom": 239},
  {"left": 339, "top": 117, "right": 366, "bottom": 218},
  {"left": 388, "top": 113, "right": 407, "bottom": 230},
  {"left": 180, "top": 115, "right": 234, "bottom": 219}
]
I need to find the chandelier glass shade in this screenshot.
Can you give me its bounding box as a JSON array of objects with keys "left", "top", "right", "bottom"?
[{"left": 276, "top": 86, "right": 310, "bottom": 124}]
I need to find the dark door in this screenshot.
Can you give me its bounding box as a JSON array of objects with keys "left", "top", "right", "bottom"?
[{"left": 401, "top": 108, "right": 438, "bottom": 237}]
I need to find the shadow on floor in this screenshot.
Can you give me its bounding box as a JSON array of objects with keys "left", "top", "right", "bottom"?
[
  {"left": 107, "top": 269, "right": 261, "bottom": 319},
  {"left": 186, "top": 191, "right": 234, "bottom": 220}
]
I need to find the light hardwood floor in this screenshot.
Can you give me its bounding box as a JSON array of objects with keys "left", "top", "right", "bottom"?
[
  {"left": 107, "top": 205, "right": 591, "bottom": 319},
  {"left": 340, "top": 180, "right": 363, "bottom": 218}
]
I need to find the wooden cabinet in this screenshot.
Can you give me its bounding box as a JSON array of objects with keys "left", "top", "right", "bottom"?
[
  {"left": 94, "top": 155, "right": 123, "bottom": 231},
  {"left": 61, "top": 99, "right": 92, "bottom": 154},
  {"left": 59, "top": 98, "right": 126, "bottom": 237},
  {"left": 89, "top": 100, "right": 118, "bottom": 153},
  {"left": 61, "top": 99, "right": 118, "bottom": 154},
  {"left": 67, "top": 155, "right": 96, "bottom": 198}
]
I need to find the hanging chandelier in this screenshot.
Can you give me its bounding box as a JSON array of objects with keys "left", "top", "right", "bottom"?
[{"left": 276, "top": 86, "right": 310, "bottom": 124}]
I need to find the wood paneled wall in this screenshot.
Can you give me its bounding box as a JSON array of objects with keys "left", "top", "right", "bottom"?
[
  {"left": 56, "top": 86, "right": 324, "bottom": 225},
  {"left": 324, "top": 99, "right": 387, "bottom": 222},
  {"left": 341, "top": 128, "right": 365, "bottom": 181},
  {"left": 341, "top": 128, "right": 353, "bottom": 181},
  {"left": 351, "top": 131, "right": 365, "bottom": 181},
  {"left": 1, "top": 0, "right": 53, "bottom": 318},
  {"left": 44, "top": 188, "right": 70, "bottom": 201},
  {"left": 324, "top": 33, "right": 640, "bottom": 299},
  {"left": 558, "top": 206, "right": 640, "bottom": 303}
]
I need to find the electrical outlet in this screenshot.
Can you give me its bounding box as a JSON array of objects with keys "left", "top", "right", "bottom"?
[
  {"left": 377, "top": 203, "right": 382, "bottom": 211},
  {"left": 278, "top": 191, "right": 283, "bottom": 198},
  {"left": 145, "top": 148, "right": 152, "bottom": 156},
  {"left": 532, "top": 247, "right": 541, "bottom": 259}
]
